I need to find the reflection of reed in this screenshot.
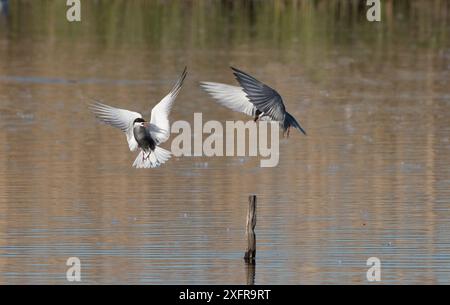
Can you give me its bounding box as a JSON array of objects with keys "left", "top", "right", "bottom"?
[{"left": 1, "top": 0, "right": 447, "bottom": 50}]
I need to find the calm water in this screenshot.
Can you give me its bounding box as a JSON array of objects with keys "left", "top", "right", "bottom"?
[{"left": 0, "top": 0, "right": 449, "bottom": 284}]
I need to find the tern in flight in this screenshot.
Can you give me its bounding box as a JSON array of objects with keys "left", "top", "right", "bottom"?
[
  {"left": 200, "top": 67, "right": 306, "bottom": 137},
  {"left": 90, "top": 67, "right": 187, "bottom": 168}
]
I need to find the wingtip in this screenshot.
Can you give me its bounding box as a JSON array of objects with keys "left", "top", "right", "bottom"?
[
  {"left": 230, "top": 66, "right": 255, "bottom": 83},
  {"left": 199, "top": 81, "right": 222, "bottom": 91},
  {"left": 180, "top": 66, "right": 188, "bottom": 82},
  {"left": 178, "top": 67, "right": 187, "bottom": 82},
  {"left": 176, "top": 66, "right": 188, "bottom": 84},
  {"left": 86, "top": 96, "right": 106, "bottom": 107},
  {"left": 87, "top": 100, "right": 108, "bottom": 112},
  {"left": 168, "top": 66, "right": 188, "bottom": 98},
  {"left": 230, "top": 66, "right": 243, "bottom": 83},
  {"left": 230, "top": 66, "right": 241, "bottom": 75},
  {"left": 87, "top": 100, "right": 101, "bottom": 110}
]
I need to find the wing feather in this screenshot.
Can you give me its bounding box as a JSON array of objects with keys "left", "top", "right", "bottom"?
[
  {"left": 149, "top": 67, "right": 187, "bottom": 144},
  {"left": 200, "top": 82, "right": 257, "bottom": 117},
  {"left": 89, "top": 101, "right": 142, "bottom": 151},
  {"left": 231, "top": 67, "right": 286, "bottom": 122}
]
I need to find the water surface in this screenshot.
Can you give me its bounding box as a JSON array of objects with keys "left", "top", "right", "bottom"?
[{"left": 0, "top": 0, "right": 449, "bottom": 284}]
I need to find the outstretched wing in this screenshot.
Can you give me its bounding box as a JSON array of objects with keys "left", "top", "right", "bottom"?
[
  {"left": 89, "top": 101, "right": 142, "bottom": 151},
  {"left": 150, "top": 67, "right": 187, "bottom": 144},
  {"left": 231, "top": 66, "right": 286, "bottom": 122},
  {"left": 200, "top": 82, "right": 257, "bottom": 117}
]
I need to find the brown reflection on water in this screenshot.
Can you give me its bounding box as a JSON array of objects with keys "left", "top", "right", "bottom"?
[{"left": 0, "top": 0, "right": 449, "bottom": 284}]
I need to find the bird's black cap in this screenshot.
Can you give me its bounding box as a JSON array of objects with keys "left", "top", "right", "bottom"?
[{"left": 133, "top": 118, "right": 146, "bottom": 124}]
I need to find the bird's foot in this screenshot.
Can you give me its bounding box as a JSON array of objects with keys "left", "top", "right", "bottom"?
[{"left": 142, "top": 152, "right": 151, "bottom": 162}]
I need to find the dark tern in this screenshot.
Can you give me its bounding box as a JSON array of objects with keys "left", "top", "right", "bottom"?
[
  {"left": 90, "top": 67, "right": 187, "bottom": 168},
  {"left": 200, "top": 67, "right": 306, "bottom": 137}
]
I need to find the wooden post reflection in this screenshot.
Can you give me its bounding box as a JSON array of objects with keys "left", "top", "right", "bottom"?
[{"left": 246, "top": 261, "right": 255, "bottom": 285}]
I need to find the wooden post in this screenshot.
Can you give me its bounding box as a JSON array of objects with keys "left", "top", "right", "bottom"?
[{"left": 244, "top": 195, "right": 257, "bottom": 264}]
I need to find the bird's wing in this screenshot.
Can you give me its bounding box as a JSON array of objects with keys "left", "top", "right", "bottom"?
[
  {"left": 89, "top": 101, "right": 142, "bottom": 151},
  {"left": 149, "top": 67, "right": 187, "bottom": 144},
  {"left": 231, "top": 66, "right": 286, "bottom": 122},
  {"left": 200, "top": 82, "right": 257, "bottom": 117}
]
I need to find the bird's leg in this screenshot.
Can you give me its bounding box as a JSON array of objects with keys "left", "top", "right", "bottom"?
[
  {"left": 142, "top": 151, "right": 151, "bottom": 162},
  {"left": 254, "top": 110, "right": 262, "bottom": 122},
  {"left": 287, "top": 127, "right": 290, "bottom": 138}
]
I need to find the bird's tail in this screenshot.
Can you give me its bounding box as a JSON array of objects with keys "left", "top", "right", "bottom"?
[
  {"left": 132, "top": 146, "right": 172, "bottom": 169},
  {"left": 283, "top": 112, "right": 306, "bottom": 135}
]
